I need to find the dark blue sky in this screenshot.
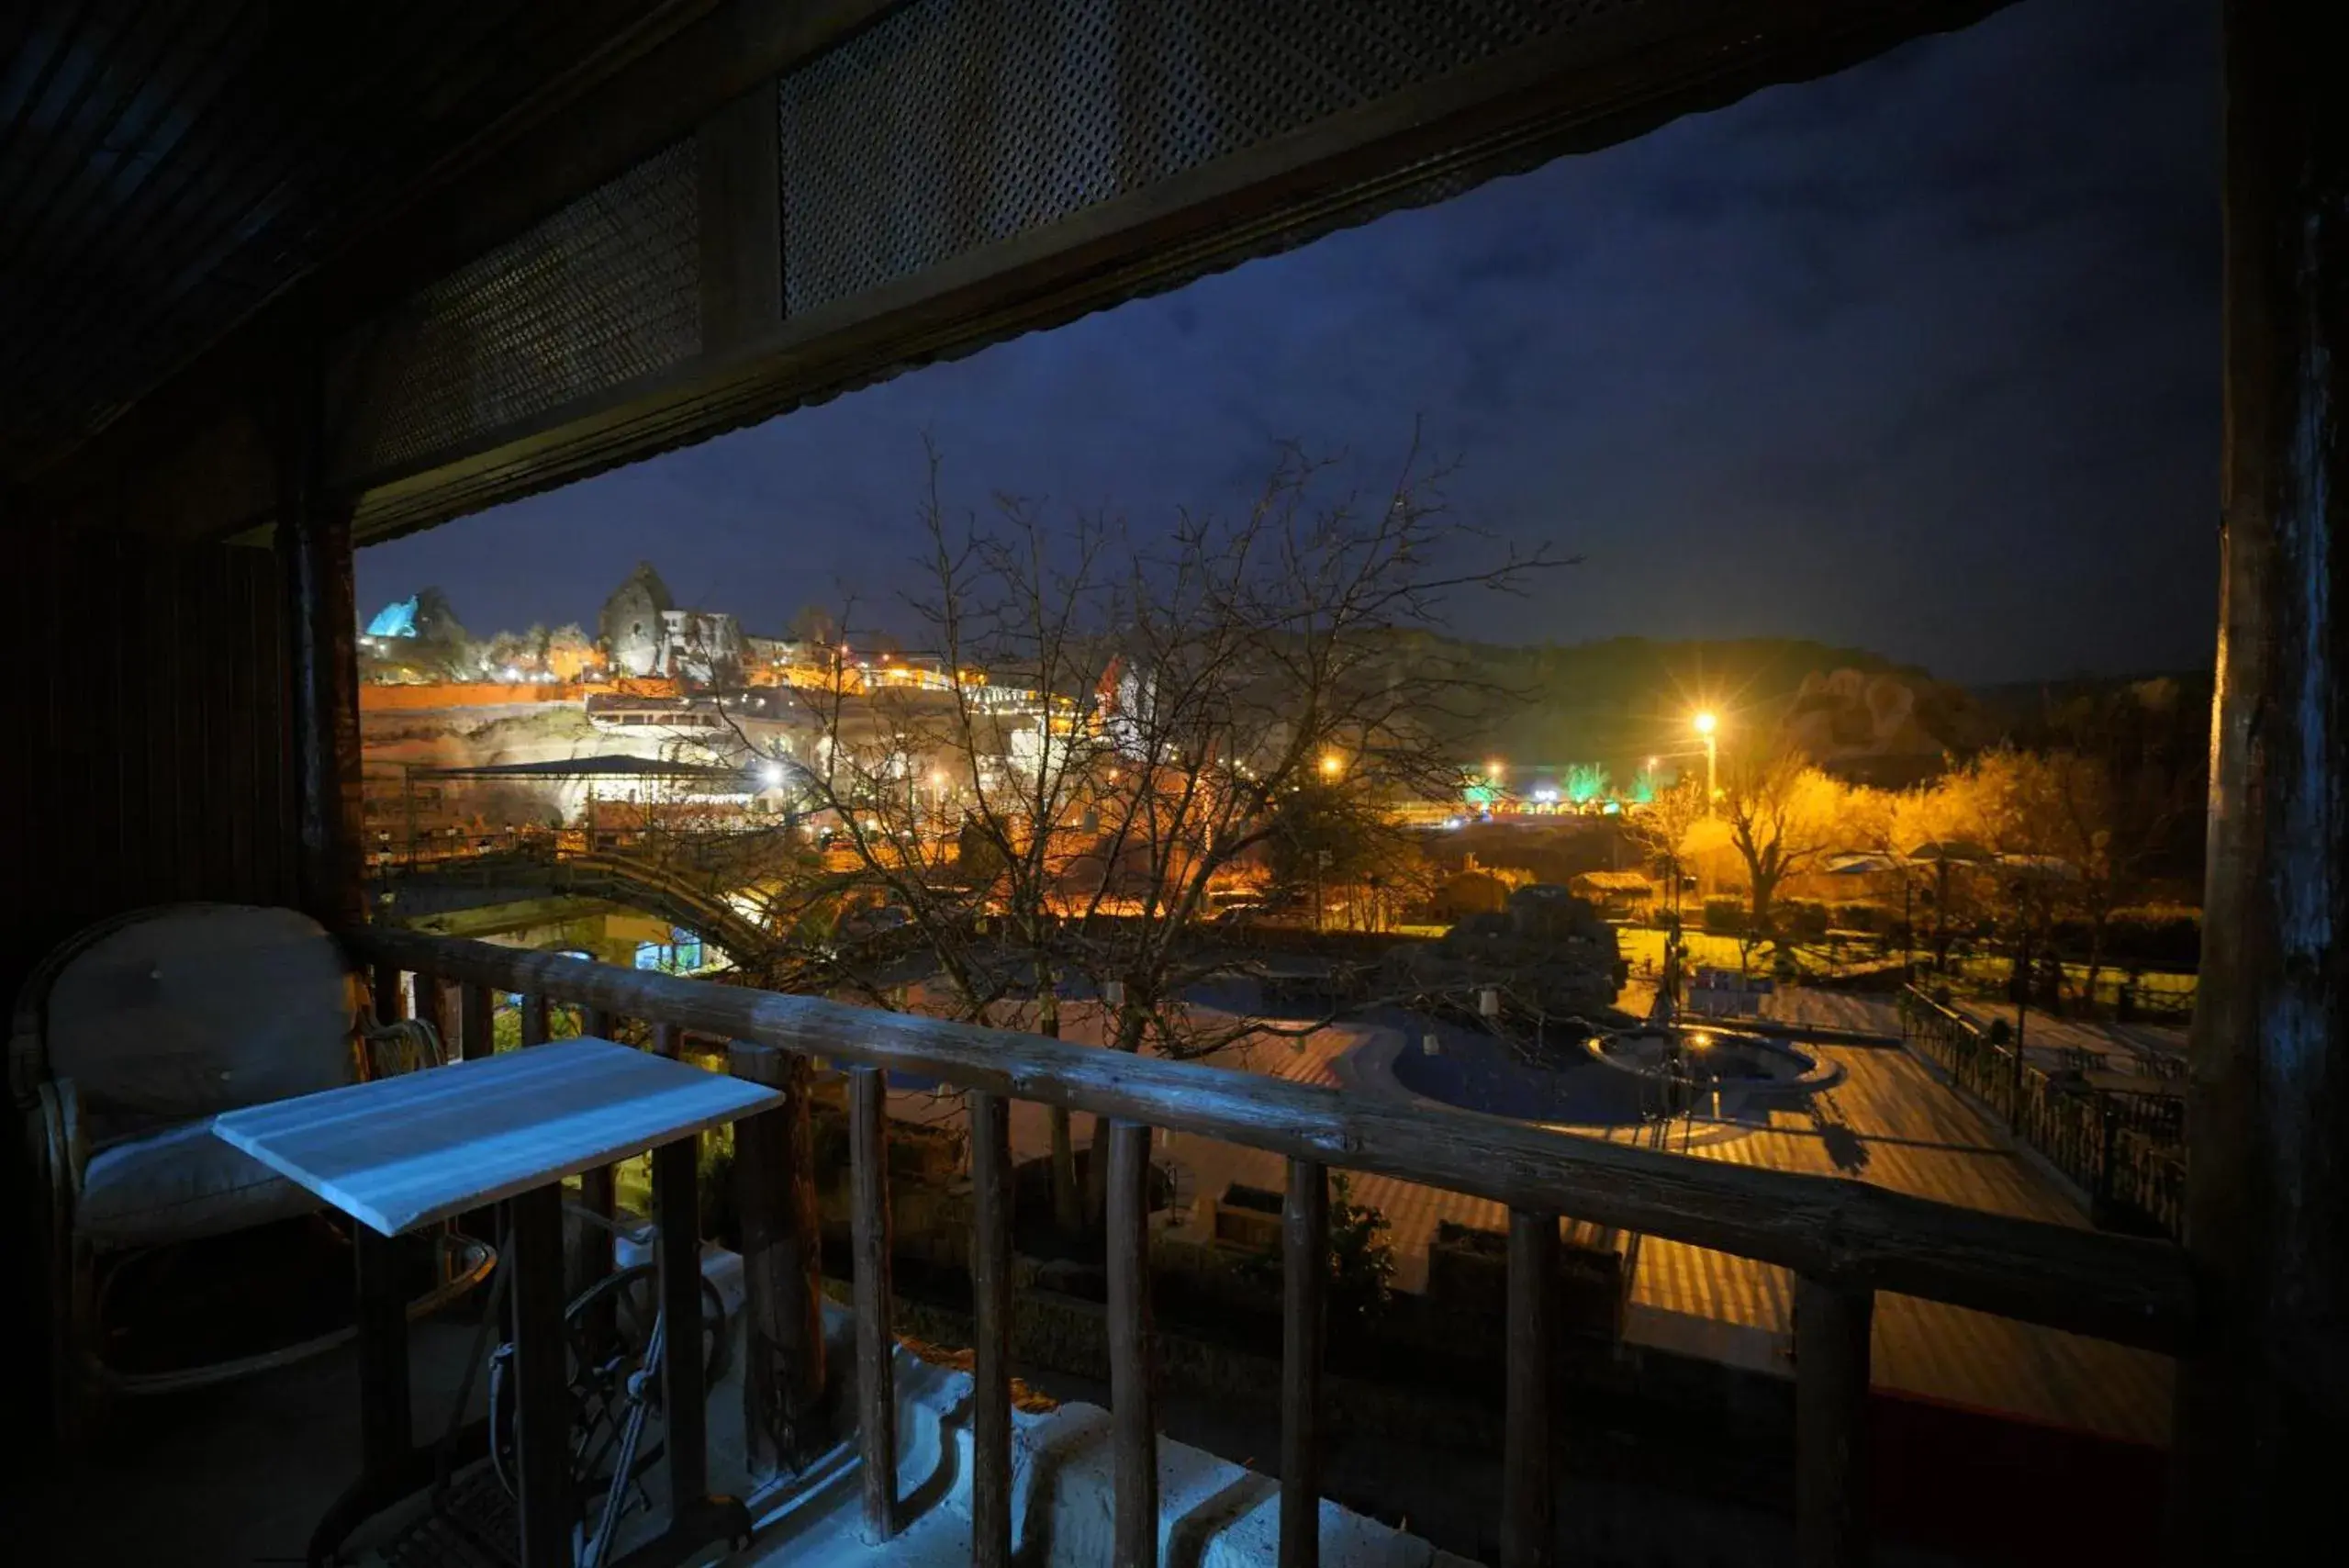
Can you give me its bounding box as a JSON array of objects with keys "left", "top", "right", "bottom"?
[{"left": 361, "top": 0, "right": 2220, "bottom": 687}]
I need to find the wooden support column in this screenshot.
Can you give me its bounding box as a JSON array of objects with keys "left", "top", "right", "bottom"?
[
  {"left": 732, "top": 1042, "right": 826, "bottom": 1479},
  {"left": 1502, "top": 1209, "right": 1555, "bottom": 1568},
  {"left": 276, "top": 338, "right": 363, "bottom": 930},
  {"left": 1795, "top": 1276, "right": 1874, "bottom": 1568},
  {"left": 2178, "top": 3, "right": 2349, "bottom": 1555},
  {"left": 699, "top": 79, "right": 784, "bottom": 347}
]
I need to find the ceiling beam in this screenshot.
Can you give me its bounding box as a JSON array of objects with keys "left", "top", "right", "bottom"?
[
  {"left": 33, "top": 0, "right": 2007, "bottom": 544},
  {"left": 23, "top": 0, "right": 904, "bottom": 532}
]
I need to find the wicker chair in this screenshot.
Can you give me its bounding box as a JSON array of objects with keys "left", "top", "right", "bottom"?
[{"left": 11, "top": 902, "right": 470, "bottom": 1442}]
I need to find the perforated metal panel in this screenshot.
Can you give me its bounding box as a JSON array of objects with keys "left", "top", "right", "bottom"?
[
  {"left": 347, "top": 140, "right": 701, "bottom": 475},
  {"left": 777, "top": 0, "right": 1639, "bottom": 315}
]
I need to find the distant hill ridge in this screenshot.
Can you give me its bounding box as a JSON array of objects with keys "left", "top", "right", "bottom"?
[
  {"left": 1359, "top": 631, "right": 1925, "bottom": 767},
  {"left": 1360, "top": 630, "right": 2209, "bottom": 784}
]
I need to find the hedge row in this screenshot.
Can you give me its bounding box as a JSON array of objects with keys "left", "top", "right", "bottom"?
[{"left": 1691, "top": 899, "right": 2201, "bottom": 964}]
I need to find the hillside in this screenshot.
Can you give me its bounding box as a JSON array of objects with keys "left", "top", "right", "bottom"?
[{"left": 1368, "top": 632, "right": 2212, "bottom": 790}]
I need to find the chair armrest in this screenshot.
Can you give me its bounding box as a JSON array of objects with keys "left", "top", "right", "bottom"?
[
  {"left": 25, "top": 1077, "right": 85, "bottom": 1226},
  {"left": 360, "top": 1012, "right": 446, "bottom": 1078}
]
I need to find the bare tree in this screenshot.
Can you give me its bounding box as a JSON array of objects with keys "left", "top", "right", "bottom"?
[
  {"left": 802, "top": 438, "right": 1562, "bottom": 1228},
  {"left": 1625, "top": 778, "right": 1707, "bottom": 921}
]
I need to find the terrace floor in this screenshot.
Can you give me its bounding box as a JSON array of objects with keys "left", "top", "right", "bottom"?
[{"left": 1, "top": 1277, "right": 1499, "bottom": 1568}]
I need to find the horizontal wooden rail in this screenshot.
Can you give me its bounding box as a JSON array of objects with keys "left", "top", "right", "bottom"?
[{"left": 345, "top": 929, "right": 2197, "bottom": 1351}]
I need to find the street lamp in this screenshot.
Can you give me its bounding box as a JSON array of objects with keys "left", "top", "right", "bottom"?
[
  {"left": 1320, "top": 752, "right": 1344, "bottom": 779},
  {"left": 1692, "top": 711, "right": 1718, "bottom": 812}
]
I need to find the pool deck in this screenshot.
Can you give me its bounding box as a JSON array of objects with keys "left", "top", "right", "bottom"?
[{"left": 943, "top": 989, "right": 2173, "bottom": 1448}]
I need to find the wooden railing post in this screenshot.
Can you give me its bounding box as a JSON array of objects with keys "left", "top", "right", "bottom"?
[
  {"left": 731, "top": 1042, "right": 827, "bottom": 1480},
  {"left": 414, "top": 965, "right": 445, "bottom": 1053},
  {"left": 520, "top": 991, "right": 549, "bottom": 1047},
  {"left": 1502, "top": 1208, "right": 1556, "bottom": 1568},
  {"left": 969, "top": 1088, "right": 1015, "bottom": 1568},
  {"left": 1795, "top": 1275, "right": 1874, "bottom": 1568},
  {"left": 371, "top": 961, "right": 406, "bottom": 1025},
  {"left": 451, "top": 979, "right": 498, "bottom": 1240},
  {"left": 279, "top": 375, "right": 364, "bottom": 934},
  {"left": 459, "top": 980, "right": 493, "bottom": 1061},
  {"left": 1107, "top": 1118, "right": 1158, "bottom": 1568},
  {"left": 849, "top": 1066, "right": 896, "bottom": 1541},
  {"left": 1281, "top": 1158, "right": 1328, "bottom": 1568}
]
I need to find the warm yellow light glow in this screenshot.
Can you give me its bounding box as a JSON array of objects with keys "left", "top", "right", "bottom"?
[
  {"left": 1693, "top": 711, "right": 1717, "bottom": 736},
  {"left": 1690, "top": 1031, "right": 1713, "bottom": 1050},
  {"left": 1486, "top": 758, "right": 1505, "bottom": 779},
  {"left": 1320, "top": 753, "right": 1344, "bottom": 778}
]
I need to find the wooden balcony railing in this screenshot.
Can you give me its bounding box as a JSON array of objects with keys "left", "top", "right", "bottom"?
[{"left": 350, "top": 928, "right": 2197, "bottom": 1568}]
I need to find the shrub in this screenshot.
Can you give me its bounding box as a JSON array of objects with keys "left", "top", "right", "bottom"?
[
  {"left": 1239, "top": 1173, "right": 1394, "bottom": 1331},
  {"left": 1438, "top": 869, "right": 1511, "bottom": 918},
  {"left": 1777, "top": 900, "right": 1831, "bottom": 942},
  {"left": 1327, "top": 1175, "right": 1397, "bottom": 1329},
  {"left": 2040, "top": 905, "right": 2199, "bottom": 967},
  {"left": 2100, "top": 905, "right": 2201, "bottom": 967},
  {"left": 1702, "top": 897, "right": 1747, "bottom": 935}
]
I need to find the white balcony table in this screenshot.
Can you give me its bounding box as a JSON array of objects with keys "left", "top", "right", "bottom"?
[{"left": 213, "top": 1037, "right": 784, "bottom": 1568}]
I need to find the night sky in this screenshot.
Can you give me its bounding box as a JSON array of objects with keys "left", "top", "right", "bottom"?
[{"left": 359, "top": 0, "right": 2220, "bottom": 688}]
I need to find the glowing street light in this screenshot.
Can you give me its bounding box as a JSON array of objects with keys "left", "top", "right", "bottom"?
[
  {"left": 1319, "top": 752, "right": 1344, "bottom": 779},
  {"left": 1693, "top": 711, "right": 1719, "bottom": 812}
]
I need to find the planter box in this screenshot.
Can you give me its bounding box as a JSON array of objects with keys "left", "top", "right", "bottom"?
[
  {"left": 1426, "top": 1218, "right": 1628, "bottom": 1341},
  {"left": 1201, "top": 1182, "right": 1284, "bottom": 1251}
]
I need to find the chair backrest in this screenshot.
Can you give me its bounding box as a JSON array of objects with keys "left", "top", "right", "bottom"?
[{"left": 36, "top": 904, "right": 360, "bottom": 1145}]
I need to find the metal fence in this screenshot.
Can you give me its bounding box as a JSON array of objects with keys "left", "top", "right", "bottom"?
[{"left": 1897, "top": 989, "right": 2185, "bottom": 1239}]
